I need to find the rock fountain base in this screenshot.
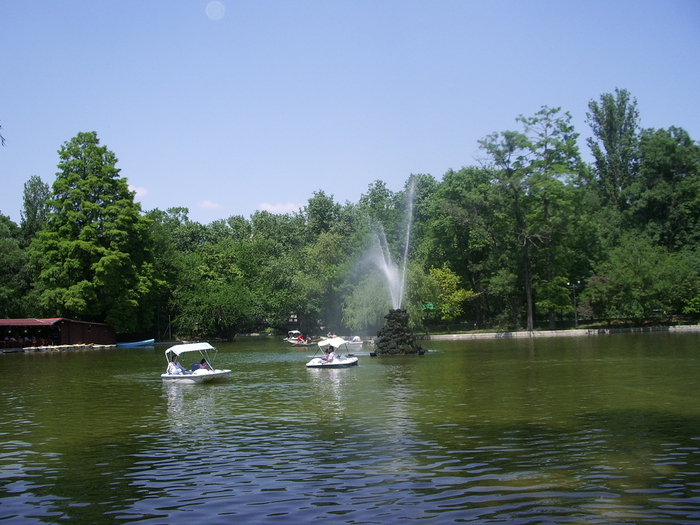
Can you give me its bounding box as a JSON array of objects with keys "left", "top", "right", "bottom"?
[{"left": 374, "top": 309, "right": 424, "bottom": 356}]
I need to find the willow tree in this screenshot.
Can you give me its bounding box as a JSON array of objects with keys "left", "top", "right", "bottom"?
[{"left": 29, "top": 132, "right": 160, "bottom": 333}]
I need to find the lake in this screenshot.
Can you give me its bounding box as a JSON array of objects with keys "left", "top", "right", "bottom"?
[{"left": 1, "top": 331, "right": 699, "bottom": 524}]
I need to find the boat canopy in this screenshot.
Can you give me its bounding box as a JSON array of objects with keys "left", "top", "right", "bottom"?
[
  {"left": 318, "top": 337, "right": 348, "bottom": 350},
  {"left": 165, "top": 342, "right": 215, "bottom": 357}
]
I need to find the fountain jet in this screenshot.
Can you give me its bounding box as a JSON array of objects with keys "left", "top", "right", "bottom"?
[{"left": 369, "top": 180, "right": 423, "bottom": 355}]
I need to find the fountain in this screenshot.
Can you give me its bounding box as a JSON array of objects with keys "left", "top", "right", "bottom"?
[
  {"left": 370, "top": 180, "right": 424, "bottom": 356},
  {"left": 374, "top": 308, "right": 424, "bottom": 355}
]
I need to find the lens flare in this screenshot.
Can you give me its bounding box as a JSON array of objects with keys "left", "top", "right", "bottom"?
[{"left": 206, "top": 1, "right": 225, "bottom": 20}]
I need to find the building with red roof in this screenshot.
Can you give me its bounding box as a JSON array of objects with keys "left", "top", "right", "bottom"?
[{"left": 0, "top": 318, "right": 116, "bottom": 348}]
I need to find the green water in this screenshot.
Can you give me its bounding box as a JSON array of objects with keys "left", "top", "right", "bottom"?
[{"left": 1, "top": 331, "right": 698, "bottom": 523}]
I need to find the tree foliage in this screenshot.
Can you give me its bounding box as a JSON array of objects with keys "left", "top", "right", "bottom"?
[
  {"left": 586, "top": 88, "right": 640, "bottom": 209},
  {"left": 8, "top": 90, "right": 700, "bottom": 338},
  {"left": 0, "top": 214, "right": 27, "bottom": 318},
  {"left": 29, "top": 132, "right": 160, "bottom": 333},
  {"left": 20, "top": 175, "right": 50, "bottom": 246}
]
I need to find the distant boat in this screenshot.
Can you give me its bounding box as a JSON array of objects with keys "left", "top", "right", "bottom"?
[
  {"left": 117, "top": 338, "right": 155, "bottom": 348},
  {"left": 283, "top": 330, "right": 321, "bottom": 346}
]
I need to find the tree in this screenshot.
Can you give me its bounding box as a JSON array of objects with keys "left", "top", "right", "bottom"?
[
  {"left": 0, "top": 213, "right": 26, "bottom": 317},
  {"left": 627, "top": 127, "right": 700, "bottom": 251},
  {"left": 478, "top": 129, "right": 535, "bottom": 329},
  {"left": 586, "top": 88, "right": 640, "bottom": 209},
  {"left": 427, "top": 265, "right": 475, "bottom": 324},
  {"left": 478, "top": 107, "right": 585, "bottom": 330},
  {"left": 29, "top": 132, "right": 160, "bottom": 333},
  {"left": 419, "top": 167, "right": 497, "bottom": 328},
  {"left": 304, "top": 190, "right": 341, "bottom": 238},
  {"left": 20, "top": 175, "right": 50, "bottom": 246},
  {"left": 517, "top": 107, "right": 583, "bottom": 328},
  {"left": 170, "top": 241, "right": 254, "bottom": 339},
  {"left": 584, "top": 236, "right": 698, "bottom": 321}
]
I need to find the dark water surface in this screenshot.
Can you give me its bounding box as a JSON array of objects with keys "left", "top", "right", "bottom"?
[{"left": 1, "top": 332, "right": 699, "bottom": 524}]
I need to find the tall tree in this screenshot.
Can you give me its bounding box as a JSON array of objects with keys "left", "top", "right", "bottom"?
[
  {"left": 478, "top": 107, "right": 584, "bottom": 330},
  {"left": 29, "top": 132, "right": 160, "bottom": 333},
  {"left": 478, "top": 129, "right": 536, "bottom": 330},
  {"left": 586, "top": 88, "right": 640, "bottom": 209},
  {"left": 20, "top": 175, "right": 50, "bottom": 246},
  {"left": 517, "top": 107, "right": 583, "bottom": 328}
]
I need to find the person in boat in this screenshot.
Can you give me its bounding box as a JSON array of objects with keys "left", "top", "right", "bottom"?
[
  {"left": 167, "top": 355, "right": 189, "bottom": 375},
  {"left": 192, "top": 358, "right": 212, "bottom": 371},
  {"left": 350, "top": 335, "right": 361, "bottom": 342},
  {"left": 322, "top": 346, "right": 336, "bottom": 364},
  {"left": 296, "top": 333, "right": 304, "bottom": 343}
]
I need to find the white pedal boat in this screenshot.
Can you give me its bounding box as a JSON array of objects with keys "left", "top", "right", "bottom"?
[
  {"left": 161, "top": 342, "right": 231, "bottom": 383},
  {"left": 305, "top": 337, "right": 359, "bottom": 368}
]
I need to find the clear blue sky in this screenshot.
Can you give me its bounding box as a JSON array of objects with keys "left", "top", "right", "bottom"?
[{"left": 2, "top": 1, "right": 699, "bottom": 225}]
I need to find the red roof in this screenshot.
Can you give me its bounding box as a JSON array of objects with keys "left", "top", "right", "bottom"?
[{"left": 0, "top": 318, "right": 64, "bottom": 327}]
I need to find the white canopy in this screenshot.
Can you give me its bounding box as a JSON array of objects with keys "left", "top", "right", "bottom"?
[
  {"left": 317, "top": 337, "right": 348, "bottom": 350},
  {"left": 165, "top": 342, "right": 215, "bottom": 357}
]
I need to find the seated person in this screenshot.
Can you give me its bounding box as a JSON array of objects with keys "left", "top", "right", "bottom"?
[
  {"left": 321, "top": 346, "right": 336, "bottom": 363},
  {"left": 167, "top": 355, "right": 189, "bottom": 374},
  {"left": 191, "top": 359, "right": 212, "bottom": 371}
]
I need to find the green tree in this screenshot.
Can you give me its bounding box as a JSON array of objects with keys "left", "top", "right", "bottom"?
[
  {"left": 29, "top": 132, "right": 160, "bottom": 333},
  {"left": 627, "top": 126, "right": 700, "bottom": 251},
  {"left": 586, "top": 88, "right": 640, "bottom": 209},
  {"left": 584, "top": 236, "right": 698, "bottom": 321},
  {"left": 304, "top": 190, "right": 341, "bottom": 238},
  {"left": 478, "top": 128, "right": 536, "bottom": 329},
  {"left": 0, "top": 213, "right": 26, "bottom": 317},
  {"left": 478, "top": 107, "right": 585, "bottom": 330},
  {"left": 428, "top": 265, "right": 475, "bottom": 323},
  {"left": 419, "top": 167, "right": 497, "bottom": 327},
  {"left": 20, "top": 175, "right": 50, "bottom": 246},
  {"left": 170, "top": 241, "right": 254, "bottom": 338},
  {"left": 518, "top": 107, "right": 583, "bottom": 328}
]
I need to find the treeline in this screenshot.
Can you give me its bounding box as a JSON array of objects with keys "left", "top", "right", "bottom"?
[{"left": 2, "top": 88, "right": 700, "bottom": 338}]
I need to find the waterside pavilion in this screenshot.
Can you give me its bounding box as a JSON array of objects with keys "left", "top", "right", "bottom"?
[{"left": 0, "top": 318, "right": 116, "bottom": 350}]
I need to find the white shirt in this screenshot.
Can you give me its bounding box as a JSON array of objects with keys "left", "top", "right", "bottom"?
[{"left": 167, "top": 360, "right": 187, "bottom": 374}]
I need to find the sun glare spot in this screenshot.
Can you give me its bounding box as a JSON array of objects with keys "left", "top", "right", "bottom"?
[{"left": 206, "top": 1, "right": 225, "bottom": 21}]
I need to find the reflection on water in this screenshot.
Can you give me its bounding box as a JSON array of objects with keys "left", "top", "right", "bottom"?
[{"left": 0, "top": 332, "right": 699, "bottom": 523}]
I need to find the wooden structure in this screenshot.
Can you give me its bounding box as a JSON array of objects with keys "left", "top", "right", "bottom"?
[{"left": 0, "top": 318, "right": 116, "bottom": 349}]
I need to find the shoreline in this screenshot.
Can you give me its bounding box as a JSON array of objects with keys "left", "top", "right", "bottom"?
[
  {"left": 4, "top": 324, "right": 699, "bottom": 353},
  {"left": 424, "top": 324, "right": 700, "bottom": 340}
]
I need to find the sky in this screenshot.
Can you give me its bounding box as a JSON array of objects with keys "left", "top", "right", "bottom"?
[{"left": 1, "top": 1, "right": 699, "bottom": 225}]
